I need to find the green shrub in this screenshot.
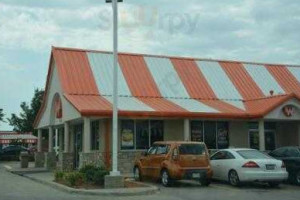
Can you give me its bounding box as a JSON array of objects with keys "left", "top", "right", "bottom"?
[
  {"left": 64, "top": 172, "right": 85, "bottom": 187},
  {"left": 93, "top": 169, "right": 109, "bottom": 185},
  {"left": 79, "top": 164, "right": 109, "bottom": 185},
  {"left": 54, "top": 171, "right": 64, "bottom": 181}
]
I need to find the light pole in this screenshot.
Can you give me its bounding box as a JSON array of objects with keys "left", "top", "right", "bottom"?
[{"left": 105, "top": 0, "right": 123, "bottom": 176}]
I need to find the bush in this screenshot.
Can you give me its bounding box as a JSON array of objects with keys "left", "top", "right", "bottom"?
[
  {"left": 63, "top": 172, "right": 85, "bottom": 187},
  {"left": 54, "top": 171, "right": 64, "bottom": 181},
  {"left": 79, "top": 164, "right": 109, "bottom": 185}
]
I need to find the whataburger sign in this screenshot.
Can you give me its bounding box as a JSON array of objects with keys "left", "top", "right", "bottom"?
[{"left": 282, "top": 105, "right": 296, "bottom": 117}]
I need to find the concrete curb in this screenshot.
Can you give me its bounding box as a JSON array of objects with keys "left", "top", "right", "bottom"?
[{"left": 5, "top": 166, "right": 159, "bottom": 196}]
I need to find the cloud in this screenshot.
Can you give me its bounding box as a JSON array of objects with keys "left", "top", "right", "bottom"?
[{"left": 1, "top": 0, "right": 300, "bottom": 130}]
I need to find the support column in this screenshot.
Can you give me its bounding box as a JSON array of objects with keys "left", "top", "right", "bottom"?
[
  {"left": 35, "top": 129, "right": 45, "bottom": 168},
  {"left": 83, "top": 117, "right": 91, "bottom": 153},
  {"left": 64, "top": 122, "right": 70, "bottom": 153},
  {"left": 59, "top": 129, "right": 63, "bottom": 152},
  {"left": 48, "top": 126, "right": 53, "bottom": 152},
  {"left": 298, "top": 123, "right": 300, "bottom": 146},
  {"left": 37, "top": 129, "right": 42, "bottom": 152},
  {"left": 259, "top": 119, "right": 265, "bottom": 151},
  {"left": 45, "top": 126, "right": 56, "bottom": 170},
  {"left": 184, "top": 119, "right": 190, "bottom": 141}
]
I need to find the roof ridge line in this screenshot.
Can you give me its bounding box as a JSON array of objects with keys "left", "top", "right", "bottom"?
[{"left": 52, "top": 46, "right": 300, "bottom": 67}]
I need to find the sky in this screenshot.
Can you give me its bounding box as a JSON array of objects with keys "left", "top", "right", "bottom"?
[{"left": 0, "top": 0, "right": 300, "bottom": 130}]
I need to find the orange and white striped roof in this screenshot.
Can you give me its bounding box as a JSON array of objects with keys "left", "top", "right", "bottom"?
[{"left": 36, "top": 47, "right": 300, "bottom": 122}]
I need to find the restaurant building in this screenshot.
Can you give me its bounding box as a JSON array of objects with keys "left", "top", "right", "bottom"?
[{"left": 34, "top": 47, "right": 300, "bottom": 173}]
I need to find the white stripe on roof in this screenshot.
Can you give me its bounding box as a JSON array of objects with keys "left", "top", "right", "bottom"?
[
  {"left": 87, "top": 52, "right": 131, "bottom": 96},
  {"left": 244, "top": 64, "right": 285, "bottom": 96},
  {"left": 104, "top": 96, "right": 154, "bottom": 111},
  {"left": 196, "top": 61, "right": 245, "bottom": 110},
  {"left": 169, "top": 98, "right": 219, "bottom": 113},
  {"left": 287, "top": 66, "right": 300, "bottom": 84},
  {"left": 144, "top": 57, "right": 190, "bottom": 98},
  {"left": 144, "top": 57, "right": 219, "bottom": 112},
  {"left": 87, "top": 52, "right": 154, "bottom": 112}
]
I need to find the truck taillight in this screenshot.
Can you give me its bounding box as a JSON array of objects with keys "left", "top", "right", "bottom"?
[{"left": 242, "top": 161, "right": 260, "bottom": 168}]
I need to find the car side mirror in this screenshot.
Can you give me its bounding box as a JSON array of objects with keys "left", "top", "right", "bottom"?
[{"left": 142, "top": 151, "right": 148, "bottom": 156}]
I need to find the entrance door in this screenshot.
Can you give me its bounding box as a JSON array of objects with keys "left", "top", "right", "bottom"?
[
  {"left": 74, "top": 125, "right": 83, "bottom": 168},
  {"left": 265, "top": 131, "right": 276, "bottom": 151},
  {"left": 249, "top": 130, "right": 276, "bottom": 151}
]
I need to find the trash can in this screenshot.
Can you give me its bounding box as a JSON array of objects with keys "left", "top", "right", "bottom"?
[{"left": 20, "top": 151, "right": 29, "bottom": 168}]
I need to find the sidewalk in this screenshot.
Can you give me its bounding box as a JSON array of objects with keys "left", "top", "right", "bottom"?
[{"left": 3, "top": 162, "right": 159, "bottom": 196}]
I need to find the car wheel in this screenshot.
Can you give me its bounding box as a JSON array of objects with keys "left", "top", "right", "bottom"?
[
  {"left": 268, "top": 182, "right": 280, "bottom": 188},
  {"left": 161, "top": 169, "right": 172, "bottom": 187},
  {"left": 133, "top": 166, "right": 142, "bottom": 181},
  {"left": 228, "top": 170, "right": 240, "bottom": 187},
  {"left": 295, "top": 171, "right": 300, "bottom": 185},
  {"left": 200, "top": 178, "right": 211, "bottom": 186}
]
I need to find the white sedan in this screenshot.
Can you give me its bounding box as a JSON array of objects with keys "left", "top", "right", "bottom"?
[{"left": 210, "top": 148, "right": 288, "bottom": 187}]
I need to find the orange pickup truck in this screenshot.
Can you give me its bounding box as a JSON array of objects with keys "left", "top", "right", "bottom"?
[{"left": 133, "top": 141, "right": 213, "bottom": 186}]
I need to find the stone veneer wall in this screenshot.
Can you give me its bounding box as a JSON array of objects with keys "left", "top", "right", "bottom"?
[
  {"left": 57, "top": 153, "right": 74, "bottom": 171},
  {"left": 79, "top": 152, "right": 106, "bottom": 169},
  {"left": 78, "top": 151, "right": 144, "bottom": 174},
  {"left": 117, "top": 151, "right": 144, "bottom": 174}
]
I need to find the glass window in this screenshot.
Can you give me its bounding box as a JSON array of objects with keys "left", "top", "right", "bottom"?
[
  {"left": 210, "top": 151, "right": 226, "bottom": 160},
  {"left": 265, "top": 131, "right": 276, "bottom": 151},
  {"left": 249, "top": 130, "right": 259, "bottom": 150},
  {"left": 147, "top": 146, "right": 157, "bottom": 155},
  {"left": 237, "top": 150, "right": 271, "bottom": 159},
  {"left": 121, "top": 120, "right": 135, "bottom": 150},
  {"left": 287, "top": 148, "right": 300, "bottom": 157},
  {"left": 179, "top": 144, "right": 206, "bottom": 155},
  {"left": 91, "top": 121, "right": 100, "bottom": 150},
  {"left": 204, "top": 121, "right": 217, "bottom": 149},
  {"left": 156, "top": 145, "right": 169, "bottom": 155},
  {"left": 136, "top": 120, "right": 149, "bottom": 150},
  {"left": 217, "top": 122, "right": 229, "bottom": 149},
  {"left": 190, "top": 121, "right": 203, "bottom": 142},
  {"left": 150, "top": 120, "right": 164, "bottom": 145}
]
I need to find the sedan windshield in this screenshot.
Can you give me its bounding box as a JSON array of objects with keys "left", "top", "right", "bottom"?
[
  {"left": 179, "top": 144, "right": 205, "bottom": 155},
  {"left": 237, "top": 150, "right": 270, "bottom": 159}
]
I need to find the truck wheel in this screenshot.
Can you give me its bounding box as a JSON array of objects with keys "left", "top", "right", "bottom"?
[{"left": 161, "top": 169, "right": 172, "bottom": 187}]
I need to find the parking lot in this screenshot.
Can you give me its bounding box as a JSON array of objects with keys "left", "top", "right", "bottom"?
[{"left": 1, "top": 162, "right": 300, "bottom": 200}]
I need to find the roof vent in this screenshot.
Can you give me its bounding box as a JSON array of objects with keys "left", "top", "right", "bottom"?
[{"left": 269, "top": 90, "right": 274, "bottom": 96}]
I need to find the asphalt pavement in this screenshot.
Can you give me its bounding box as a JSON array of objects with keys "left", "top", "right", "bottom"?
[{"left": 1, "top": 161, "right": 300, "bottom": 200}]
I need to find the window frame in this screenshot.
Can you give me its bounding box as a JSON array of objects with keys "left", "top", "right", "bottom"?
[
  {"left": 91, "top": 120, "right": 100, "bottom": 151},
  {"left": 120, "top": 119, "right": 164, "bottom": 151},
  {"left": 190, "top": 120, "right": 229, "bottom": 150}
]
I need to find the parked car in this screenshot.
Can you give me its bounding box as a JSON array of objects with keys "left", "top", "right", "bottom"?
[
  {"left": 210, "top": 148, "right": 288, "bottom": 187},
  {"left": 269, "top": 146, "right": 300, "bottom": 185},
  {"left": 0, "top": 145, "right": 30, "bottom": 161},
  {"left": 133, "top": 141, "right": 213, "bottom": 187}
]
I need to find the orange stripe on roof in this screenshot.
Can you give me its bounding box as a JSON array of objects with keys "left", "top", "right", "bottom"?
[
  {"left": 53, "top": 49, "right": 99, "bottom": 95},
  {"left": 220, "top": 62, "right": 264, "bottom": 100},
  {"left": 266, "top": 65, "right": 300, "bottom": 97},
  {"left": 118, "top": 55, "right": 187, "bottom": 112},
  {"left": 137, "top": 97, "right": 187, "bottom": 112},
  {"left": 171, "top": 58, "right": 216, "bottom": 99},
  {"left": 171, "top": 58, "right": 245, "bottom": 114},
  {"left": 118, "top": 54, "right": 161, "bottom": 97}
]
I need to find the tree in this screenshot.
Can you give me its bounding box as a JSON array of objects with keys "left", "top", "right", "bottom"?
[
  {"left": 8, "top": 88, "right": 44, "bottom": 135},
  {"left": 0, "top": 108, "right": 4, "bottom": 124}
]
